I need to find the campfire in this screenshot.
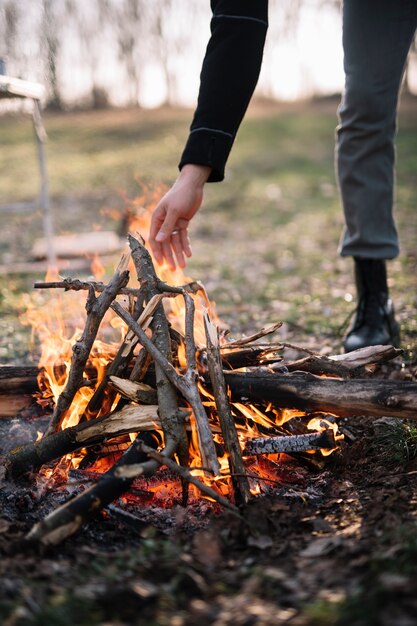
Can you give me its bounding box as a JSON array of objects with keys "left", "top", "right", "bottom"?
[{"left": 4, "top": 220, "right": 417, "bottom": 546}]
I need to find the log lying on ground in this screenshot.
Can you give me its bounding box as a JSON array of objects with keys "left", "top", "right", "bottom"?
[
  {"left": 242, "top": 429, "right": 336, "bottom": 456},
  {"left": 225, "top": 371, "right": 417, "bottom": 420},
  {"left": 6, "top": 405, "right": 190, "bottom": 478},
  {"left": 0, "top": 365, "right": 39, "bottom": 393}
]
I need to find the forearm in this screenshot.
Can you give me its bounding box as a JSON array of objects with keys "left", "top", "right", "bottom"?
[{"left": 179, "top": 0, "right": 268, "bottom": 182}]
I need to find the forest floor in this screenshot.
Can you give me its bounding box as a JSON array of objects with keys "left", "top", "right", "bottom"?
[{"left": 0, "top": 97, "right": 417, "bottom": 625}]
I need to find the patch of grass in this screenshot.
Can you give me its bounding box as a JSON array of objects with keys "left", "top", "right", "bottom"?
[
  {"left": 304, "top": 598, "right": 342, "bottom": 626},
  {"left": 372, "top": 419, "right": 417, "bottom": 467}
]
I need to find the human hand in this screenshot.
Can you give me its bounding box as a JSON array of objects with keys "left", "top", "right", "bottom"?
[{"left": 149, "top": 164, "right": 212, "bottom": 270}]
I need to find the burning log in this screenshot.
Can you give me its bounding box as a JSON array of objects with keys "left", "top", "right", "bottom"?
[
  {"left": 6, "top": 404, "right": 189, "bottom": 478},
  {"left": 225, "top": 371, "right": 417, "bottom": 420},
  {"left": 204, "top": 311, "right": 250, "bottom": 504},
  {"left": 44, "top": 253, "right": 130, "bottom": 436},
  {"left": 242, "top": 429, "right": 336, "bottom": 456},
  {"left": 0, "top": 344, "right": 399, "bottom": 400}
]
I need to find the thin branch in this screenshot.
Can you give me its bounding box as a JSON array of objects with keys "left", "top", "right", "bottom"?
[
  {"left": 220, "top": 322, "right": 283, "bottom": 349},
  {"left": 111, "top": 300, "right": 220, "bottom": 475},
  {"left": 44, "top": 253, "right": 130, "bottom": 436},
  {"left": 204, "top": 310, "right": 251, "bottom": 505},
  {"left": 34, "top": 277, "right": 140, "bottom": 297}
]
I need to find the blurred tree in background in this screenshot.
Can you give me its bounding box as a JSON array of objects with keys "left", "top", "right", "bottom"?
[{"left": 0, "top": 0, "right": 415, "bottom": 109}]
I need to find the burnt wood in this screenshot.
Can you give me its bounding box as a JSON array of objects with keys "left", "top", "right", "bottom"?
[{"left": 225, "top": 371, "right": 417, "bottom": 420}]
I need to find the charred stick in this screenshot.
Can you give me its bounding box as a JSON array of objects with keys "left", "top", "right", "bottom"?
[
  {"left": 34, "top": 277, "right": 139, "bottom": 297},
  {"left": 112, "top": 300, "right": 220, "bottom": 475},
  {"left": 285, "top": 345, "right": 400, "bottom": 378},
  {"left": 44, "top": 254, "right": 130, "bottom": 436},
  {"left": 204, "top": 311, "right": 250, "bottom": 505},
  {"left": 286, "top": 355, "right": 355, "bottom": 378},
  {"left": 129, "top": 348, "right": 152, "bottom": 382},
  {"left": 155, "top": 279, "right": 203, "bottom": 296},
  {"left": 327, "top": 345, "right": 402, "bottom": 370},
  {"left": 80, "top": 290, "right": 146, "bottom": 421},
  {"left": 220, "top": 346, "right": 283, "bottom": 370},
  {"left": 182, "top": 293, "right": 220, "bottom": 474},
  {"left": 242, "top": 429, "right": 336, "bottom": 456}
]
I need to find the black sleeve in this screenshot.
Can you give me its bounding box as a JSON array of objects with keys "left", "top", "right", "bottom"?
[{"left": 179, "top": 0, "right": 268, "bottom": 182}]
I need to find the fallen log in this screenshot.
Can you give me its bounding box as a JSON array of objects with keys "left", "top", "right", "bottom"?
[
  {"left": 0, "top": 365, "right": 39, "bottom": 394},
  {"left": 242, "top": 429, "right": 336, "bottom": 456},
  {"left": 225, "top": 371, "right": 417, "bottom": 420}
]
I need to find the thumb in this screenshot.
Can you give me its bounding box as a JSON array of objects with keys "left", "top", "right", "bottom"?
[{"left": 155, "top": 210, "right": 179, "bottom": 242}]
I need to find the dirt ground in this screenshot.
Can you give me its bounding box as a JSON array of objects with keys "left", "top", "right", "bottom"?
[{"left": 1, "top": 100, "right": 417, "bottom": 625}]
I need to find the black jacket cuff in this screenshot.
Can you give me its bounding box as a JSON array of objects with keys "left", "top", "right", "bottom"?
[{"left": 179, "top": 129, "right": 234, "bottom": 183}]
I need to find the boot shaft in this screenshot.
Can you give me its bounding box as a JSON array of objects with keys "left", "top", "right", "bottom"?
[{"left": 354, "top": 258, "right": 388, "bottom": 299}]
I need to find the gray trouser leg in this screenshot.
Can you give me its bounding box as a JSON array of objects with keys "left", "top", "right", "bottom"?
[{"left": 337, "top": 0, "right": 417, "bottom": 260}]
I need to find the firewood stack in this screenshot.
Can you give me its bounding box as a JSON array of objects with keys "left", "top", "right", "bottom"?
[{"left": 5, "top": 235, "right": 417, "bottom": 546}]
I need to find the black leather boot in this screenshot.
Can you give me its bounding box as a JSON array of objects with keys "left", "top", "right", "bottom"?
[{"left": 343, "top": 258, "right": 400, "bottom": 353}]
